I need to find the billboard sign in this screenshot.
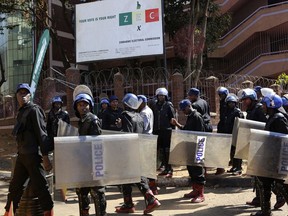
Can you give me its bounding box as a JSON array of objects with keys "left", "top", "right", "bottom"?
[{"left": 76, "top": 0, "right": 163, "bottom": 62}]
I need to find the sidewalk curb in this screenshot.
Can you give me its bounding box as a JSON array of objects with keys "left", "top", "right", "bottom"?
[{"left": 157, "top": 173, "right": 253, "bottom": 188}]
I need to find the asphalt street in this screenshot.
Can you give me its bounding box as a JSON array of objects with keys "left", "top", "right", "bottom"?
[{"left": 0, "top": 168, "right": 287, "bottom": 216}]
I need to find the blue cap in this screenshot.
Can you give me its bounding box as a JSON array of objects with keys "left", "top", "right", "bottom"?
[
  {"left": 179, "top": 99, "right": 191, "bottom": 111},
  {"left": 100, "top": 98, "right": 109, "bottom": 105},
  {"left": 188, "top": 88, "right": 200, "bottom": 96},
  {"left": 109, "top": 95, "right": 118, "bottom": 102},
  {"left": 16, "top": 83, "right": 31, "bottom": 93},
  {"left": 137, "top": 95, "right": 147, "bottom": 103}
]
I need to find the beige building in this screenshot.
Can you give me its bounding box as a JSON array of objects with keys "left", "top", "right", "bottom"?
[{"left": 211, "top": 0, "right": 288, "bottom": 80}]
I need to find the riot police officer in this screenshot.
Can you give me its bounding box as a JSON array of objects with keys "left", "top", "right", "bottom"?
[
  {"left": 171, "top": 99, "right": 206, "bottom": 203},
  {"left": 222, "top": 94, "right": 244, "bottom": 175},
  {"left": 215, "top": 86, "right": 229, "bottom": 175},
  {"left": 187, "top": 88, "right": 213, "bottom": 132},
  {"left": 101, "top": 95, "right": 123, "bottom": 131},
  {"left": 73, "top": 92, "right": 106, "bottom": 216},
  {"left": 151, "top": 88, "right": 176, "bottom": 178},
  {"left": 251, "top": 94, "right": 288, "bottom": 216},
  {"left": 46, "top": 96, "right": 70, "bottom": 140},
  {"left": 239, "top": 88, "right": 284, "bottom": 210},
  {"left": 115, "top": 93, "right": 161, "bottom": 214},
  {"left": 4, "top": 83, "right": 54, "bottom": 216}
]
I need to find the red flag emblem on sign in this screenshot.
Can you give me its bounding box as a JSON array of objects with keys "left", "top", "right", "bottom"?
[{"left": 145, "top": 8, "right": 159, "bottom": 23}]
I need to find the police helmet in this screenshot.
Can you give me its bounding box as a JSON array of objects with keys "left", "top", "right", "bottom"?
[
  {"left": 123, "top": 93, "right": 141, "bottom": 110},
  {"left": 100, "top": 98, "right": 109, "bottom": 105},
  {"left": 137, "top": 95, "right": 147, "bottom": 103},
  {"left": 254, "top": 86, "right": 262, "bottom": 93},
  {"left": 155, "top": 87, "right": 168, "bottom": 96},
  {"left": 260, "top": 88, "right": 275, "bottom": 98},
  {"left": 261, "top": 94, "right": 283, "bottom": 109},
  {"left": 225, "top": 94, "right": 238, "bottom": 103},
  {"left": 52, "top": 96, "right": 63, "bottom": 104},
  {"left": 217, "top": 87, "right": 229, "bottom": 95},
  {"left": 73, "top": 93, "right": 94, "bottom": 111},
  {"left": 282, "top": 94, "right": 288, "bottom": 107},
  {"left": 179, "top": 99, "right": 191, "bottom": 111},
  {"left": 282, "top": 96, "right": 288, "bottom": 107},
  {"left": 238, "top": 88, "right": 257, "bottom": 101}
]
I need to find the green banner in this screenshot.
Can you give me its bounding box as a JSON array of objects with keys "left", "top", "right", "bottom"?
[{"left": 30, "top": 29, "right": 50, "bottom": 99}]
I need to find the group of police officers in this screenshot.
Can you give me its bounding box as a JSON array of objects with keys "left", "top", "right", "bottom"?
[{"left": 3, "top": 83, "right": 288, "bottom": 216}]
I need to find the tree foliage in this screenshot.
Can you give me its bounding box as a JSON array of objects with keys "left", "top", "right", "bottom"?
[
  {"left": 276, "top": 73, "right": 288, "bottom": 90},
  {"left": 0, "top": 0, "right": 75, "bottom": 73},
  {"left": 165, "top": 0, "right": 231, "bottom": 85}
]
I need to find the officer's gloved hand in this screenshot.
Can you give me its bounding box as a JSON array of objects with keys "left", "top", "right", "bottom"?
[{"left": 43, "top": 155, "right": 53, "bottom": 172}]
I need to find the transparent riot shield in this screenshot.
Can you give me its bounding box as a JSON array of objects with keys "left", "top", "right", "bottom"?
[
  {"left": 101, "top": 130, "right": 157, "bottom": 179},
  {"left": 138, "top": 134, "right": 157, "bottom": 179},
  {"left": 57, "top": 119, "right": 79, "bottom": 136},
  {"left": 246, "top": 129, "right": 288, "bottom": 180},
  {"left": 169, "top": 130, "right": 232, "bottom": 168},
  {"left": 231, "top": 117, "right": 240, "bottom": 147},
  {"left": 54, "top": 134, "right": 141, "bottom": 189},
  {"left": 234, "top": 118, "right": 265, "bottom": 160}
]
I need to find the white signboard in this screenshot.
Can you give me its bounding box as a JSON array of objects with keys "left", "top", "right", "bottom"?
[{"left": 76, "top": 0, "right": 164, "bottom": 62}]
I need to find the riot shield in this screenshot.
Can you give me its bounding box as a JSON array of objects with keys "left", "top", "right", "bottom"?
[
  {"left": 231, "top": 117, "right": 240, "bottom": 147},
  {"left": 138, "top": 134, "right": 157, "bottom": 179},
  {"left": 54, "top": 134, "right": 140, "bottom": 188},
  {"left": 234, "top": 118, "right": 265, "bottom": 160},
  {"left": 101, "top": 130, "right": 157, "bottom": 179},
  {"left": 54, "top": 133, "right": 157, "bottom": 189},
  {"left": 169, "top": 130, "right": 232, "bottom": 168},
  {"left": 57, "top": 119, "right": 79, "bottom": 136},
  {"left": 246, "top": 129, "right": 288, "bottom": 180}
]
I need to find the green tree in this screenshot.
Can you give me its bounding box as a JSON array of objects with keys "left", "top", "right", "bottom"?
[
  {"left": 165, "top": 0, "right": 231, "bottom": 86},
  {"left": 0, "top": 0, "right": 75, "bottom": 73},
  {"left": 276, "top": 73, "right": 288, "bottom": 91}
]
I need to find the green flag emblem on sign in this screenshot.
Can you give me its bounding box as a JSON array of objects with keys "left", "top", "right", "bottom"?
[
  {"left": 30, "top": 29, "right": 50, "bottom": 100},
  {"left": 119, "top": 12, "right": 132, "bottom": 26}
]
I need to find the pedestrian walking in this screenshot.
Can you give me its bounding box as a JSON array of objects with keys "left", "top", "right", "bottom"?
[
  {"left": 115, "top": 93, "right": 161, "bottom": 214},
  {"left": 73, "top": 91, "right": 106, "bottom": 216},
  {"left": 171, "top": 99, "right": 206, "bottom": 203},
  {"left": 3, "top": 83, "right": 54, "bottom": 216}
]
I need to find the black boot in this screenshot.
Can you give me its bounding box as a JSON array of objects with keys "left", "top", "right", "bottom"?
[
  {"left": 274, "top": 182, "right": 288, "bottom": 206},
  {"left": 272, "top": 182, "right": 285, "bottom": 210},
  {"left": 250, "top": 179, "right": 272, "bottom": 216},
  {"left": 232, "top": 158, "right": 242, "bottom": 175},
  {"left": 90, "top": 187, "right": 106, "bottom": 216}
]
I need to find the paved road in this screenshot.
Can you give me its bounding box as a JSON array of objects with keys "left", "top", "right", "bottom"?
[{"left": 0, "top": 180, "right": 287, "bottom": 216}]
